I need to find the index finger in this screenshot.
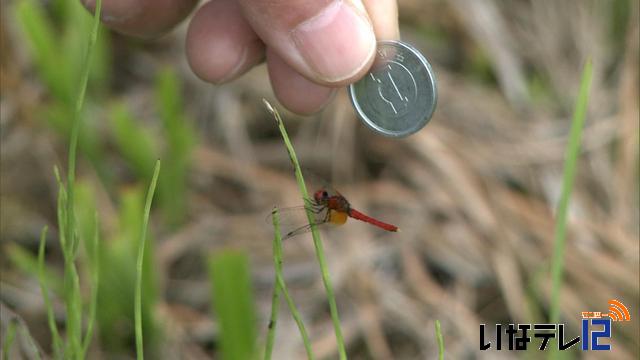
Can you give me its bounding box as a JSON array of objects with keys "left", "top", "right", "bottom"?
[{"left": 82, "top": 0, "right": 197, "bottom": 38}]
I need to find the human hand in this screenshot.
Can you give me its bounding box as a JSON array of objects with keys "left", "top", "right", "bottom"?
[{"left": 82, "top": 0, "right": 399, "bottom": 114}]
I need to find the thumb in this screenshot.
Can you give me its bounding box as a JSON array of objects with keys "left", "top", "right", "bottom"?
[{"left": 238, "top": 0, "right": 377, "bottom": 85}]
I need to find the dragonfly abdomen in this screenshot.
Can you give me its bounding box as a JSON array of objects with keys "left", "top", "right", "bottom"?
[{"left": 348, "top": 209, "right": 398, "bottom": 232}]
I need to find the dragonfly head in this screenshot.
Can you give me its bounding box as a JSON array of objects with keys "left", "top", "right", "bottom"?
[{"left": 313, "top": 188, "right": 330, "bottom": 204}]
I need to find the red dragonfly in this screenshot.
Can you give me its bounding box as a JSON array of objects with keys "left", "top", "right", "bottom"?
[{"left": 275, "top": 188, "right": 399, "bottom": 239}]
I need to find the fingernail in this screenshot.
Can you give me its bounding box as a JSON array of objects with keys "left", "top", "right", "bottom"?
[
  {"left": 82, "top": 0, "right": 141, "bottom": 23},
  {"left": 291, "top": 1, "right": 375, "bottom": 83}
]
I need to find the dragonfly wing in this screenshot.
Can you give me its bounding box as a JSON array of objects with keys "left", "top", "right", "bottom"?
[
  {"left": 268, "top": 205, "right": 330, "bottom": 240},
  {"left": 283, "top": 220, "right": 330, "bottom": 240},
  {"left": 266, "top": 205, "right": 326, "bottom": 225},
  {"left": 283, "top": 224, "right": 313, "bottom": 240},
  {"left": 266, "top": 205, "right": 304, "bottom": 225}
]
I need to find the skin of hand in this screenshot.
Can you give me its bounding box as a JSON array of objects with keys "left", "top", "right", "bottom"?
[{"left": 82, "top": 0, "right": 399, "bottom": 115}]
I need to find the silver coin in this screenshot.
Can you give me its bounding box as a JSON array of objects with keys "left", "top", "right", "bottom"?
[{"left": 348, "top": 40, "right": 437, "bottom": 138}]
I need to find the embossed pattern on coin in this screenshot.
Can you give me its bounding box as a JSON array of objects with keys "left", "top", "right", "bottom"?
[{"left": 349, "top": 40, "right": 437, "bottom": 138}]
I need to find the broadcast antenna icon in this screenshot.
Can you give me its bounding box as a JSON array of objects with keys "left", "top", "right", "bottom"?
[{"left": 603, "top": 299, "right": 631, "bottom": 321}]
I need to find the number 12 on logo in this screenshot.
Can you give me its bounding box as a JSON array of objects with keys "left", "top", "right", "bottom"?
[{"left": 582, "top": 318, "right": 611, "bottom": 351}]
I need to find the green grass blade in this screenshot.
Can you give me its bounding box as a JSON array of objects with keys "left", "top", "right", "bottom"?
[
  {"left": 135, "top": 160, "right": 161, "bottom": 360},
  {"left": 95, "top": 186, "right": 159, "bottom": 352},
  {"left": 58, "top": 2, "right": 102, "bottom": 356},
  {"left": 66, "top": 0, "right": 102, "bottom": 216},
  {"left": 6, "top": 244, "right": 63, "bottom": 292},
  {"left": 270, "top": 207, "right": 315, "bottom": 359},
  {"left": 208, "top": 251, "right": 258, "bottom": 360},
  {"left": 549, "top": 59, "right": 593, "bottom": 326},
  {"left": 81, "top": 213, "right": 100, "bottom": 358},
  {"left": 264, "top": 208, "right": 282, "bottom": 360},
  {"left": 547, "top": 60, "right": 592, "bottom": 360},
  {"left": 61, "top": 0, "right": 111, "bottom": 94},
  {"left": 264, "top": 99, "right": 346, "bottom": 359},
  {"left": 276, "top": 274, "right": 315, "bottom": 360},
  {"left": 19, "top": 326, "right": 43, "bottom": 360},
  {"left": 63, "top": 259, "right": 82, "bottom": 358},
  {"left": 54, "top": 163, "right": 84, "bottom": 358},
  {"left": 155, "top": 68, "right": 194, "bottom": 227},
  {"left": 53, "top": 167, "right": 67, "bottom": 255},
  {"left": 37, "top": 227, "right": 62, "bottom": 358},
  {"left": 109, "top": 102, "right": 157, "bottom": 179},
  {"left": 435, "top": 320, "right": 444, "bottom": 360},
  {"left": 15, "top": 0, "right": 73, "bottom": 103},
  {"left": 265, "top": 207, "right": 315, "bottom": 360},
  {"left": 2, "top": 320, "right": 17, "bottom": 359}
]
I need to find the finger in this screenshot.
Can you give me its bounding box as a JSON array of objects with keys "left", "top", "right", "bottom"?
[
  {"left": 82, "top": 0, "right": 198, "bottom": 38},
  {"left": 237, "top": 0, "right": 377, "bottom": 85},
  {"left": 362, "top": 0, "right": 399, "bottom": 39},
  {"left": 186, "top": 0, "right": 265, "bottom": 84},
  {"left": 267, "top": 48, "right": 335, "bottom": 115}
]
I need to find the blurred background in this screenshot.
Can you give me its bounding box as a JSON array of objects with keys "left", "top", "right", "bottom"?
[{"left": 1, "top": 0, "right": 638, "bottom": 359}]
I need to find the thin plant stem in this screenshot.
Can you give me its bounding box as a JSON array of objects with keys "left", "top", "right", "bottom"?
[
  {"left": 549, "top": 59, "right": 592, "bottom": 324},
  {"left": 435, "top": 320, "right": 444, "bottom": 360},
  {"left": 3, "top": 320, "right": 17, "bottom": 360},
  {"left": 20, "top": 326, "right": 43, "bottom": 360},
  {"left": 63, "top": 260, "right": 82, "bottom": 357},
  {"left": 37, "top": 227, "right": 63, "bottom": 358},
  {"left": 265, "top": 99, "right": 346, "bottom": 359},
  {"left": 264, "top": 207, "right": 282, "bottom": 360},
  {"left": 548, "top": 59, "right": 592, "bottom": 360},
  {"left": 66, "top": 0, "right": 101, "bottom": 191},
  {"left": 81, "top": 213, "right": 100, "bottom": 358},
  {"left": 58, "top": 0, "right": 102, "bottom": 357},
  {"left": 269, "top": 207, "right": 315, "bottom": 359},
  {"left": 135, "top": 160, "right": 161, "bottom": 360},
  {"left": 276, "top": 276, "right": 315, "bottom": 360},
  {"left": 264, "top": 280, "right": 280, "bottom": 360}
]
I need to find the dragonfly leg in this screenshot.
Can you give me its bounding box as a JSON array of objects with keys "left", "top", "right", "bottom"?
[
  {"left": 304, "top": 201, "right": 325, "bottom": 214},
  {"left": 283, "top": 209, "right": 329, "bottom": 240},
  {"left": 323, "top": 209, "right": 331, "bottom": 222},
  {"left": 284, "top": 224, "right": 313, "bottom": 239}
]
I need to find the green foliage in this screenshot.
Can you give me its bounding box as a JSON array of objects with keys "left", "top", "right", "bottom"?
[
  {"left": 435, "top": 320, "right": 444, "bottom": 360},
  {"left": 31, "top": 0, "right": 105, "bottom": 355},
  {"left": 15, "top": 0, "right": 111, "bottom": 181},
  {"left": 155, "top": 68, "right": 195, "bottom": 227},
  {"left": 135, "top": 161, "right": 161, "bottom": 360},
  {"left": 527, "top": 72, "right": 554, "bottom": 106},
  {"left": 3, "top": 320, "right": 18, "bottom": 359},
  {"left": 609, "top": 0, "right": 632, "bottom": 53},
  {"left": 265, "top": 208, "right": 314, "bottom": 360},
  {"left": 209, "top": 251, "right": 258, "bottom": 360},
  {"left": 265, "top": 100, "right": 345, "bottom": 359},
  {"left": 30, "top": 1, "right": 137, "bottom": 358},
  {"left": 97, "top": 186, "right": 160, "bottom": 354},
  {"left": 38, "top": 227, "right": 63, "bottom": 358},
  {"left": 16, "top": 0, "right": 110, "bottom": 105},
  {"left": 109, "top": 103, "right": 158, "bottom": 179},
  {"left": 7, "top": 243, "right": 62, "bottom": 292},
  {"left": 548, "top": 59, "right": 592, "bottom": 359},
  {"left": 109, "top": 68, "right": 195, "bottom": 228},
  {"left": 264, "top": 213, "right": 282, "bottom": 360},
  {"left": 15, "top": 0, "right": 189, "bottom": 358},
  {"left": 134, "top": 160, "right": 160, "bottom": 359},
  {"left": 16, "top": 0, "right": 72, "bottom": 103}
]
